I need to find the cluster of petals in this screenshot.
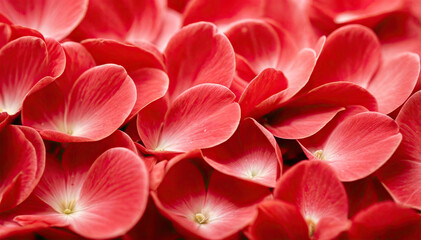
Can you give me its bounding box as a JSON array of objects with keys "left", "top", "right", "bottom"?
[{"left": 0, "top": 0, "right": 420, "bottom": 239}]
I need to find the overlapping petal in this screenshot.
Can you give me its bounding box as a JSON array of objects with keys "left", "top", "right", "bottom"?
[
  {"left": 138, "top": 83, "right": 240, "bottom": 153},
  {"left": 299, "top": 112, "right": 401, "bottom": 181},
  {"left": 0, "top": 0, "right": 88, "bottom": 40},
  {"left": 22, "top": 64, "right": 136, "bottom": 142}
]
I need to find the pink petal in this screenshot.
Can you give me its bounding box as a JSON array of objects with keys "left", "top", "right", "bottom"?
[
  {"left": 127, "top": 68, "right": 169, "bottom": 120},
  {"left": 0, "top": 0, "right": 88, "bottom": 40},
  {"left": 0, "top": 125, "right": 43, "bottom": 211},
  {"left": 23, "top": 64, "right": 137, "bottom": 142},
  {"left": 225, "top": 20, "right": 281, "bottom": 73},
  {"left": 308, "top": 25, "right": 381, "bottom": 89},
  {"left": 72, "top": 0, "right": 161, "bottom": 43},
  {"left": 378, "top": 160, "right": 421, "bottom": 210},
  {"left": 280, "top": 48, "right": 317, "bottom": 97},
  {"left": 265, "top": 82, "right": 378, "bottom": 139},
  {"left": 349, "top": 202, "right": 421, "bottom": 239},
  {"left": 155, "top": 84, "right": 240, "bottom": 152},
  {"left": 73, "top": 148, "right": 149, "bottom": 239},
  {"left": 248, "top": 200, "right": 310, "bottom": 240},
  {"left": 0, "top": 36, "right": 49, "bottom": 115},
  {"left": 137, "top": 97, "right": 169, "bottom": 151},
  {"left": 150, "top": 8, "right": 182, "bottom": 51},
  {"left": 164, "top": 22, "right": 235, "bottom": 101},
  {"left": 151, "top": 157, "right": 207, "bottom": 234},
  {"left": 183, "top": 0, "right": 264, "bottom": 28},
  {"left": 239, "top": 68, "right": 288, "bottom": 119},
  {"left": 60, "top": 42, "right": 96, "bottom": 90},
  {"left": 298, "top": 105, "right": 368, "bottom": 153},
  {"left": 0, "top": 23, "right": 11, "bottom": 49},
  {"left": 82, "top": 38, "right": 165, "bottom": 72},
  {"left": 265, "top": 105, "right": 345, "bottom": 139},
  {"left": 202, "top": 118, "right": 282, "bottom": 187},
  {"left": 344, "top": 176, "right": 393, "bottom": 218},
  {"left": 197, "top": 171, "right": 270, "bottom": 239},
  {"left": 395, "top": 90, "right": 421, "bottom": 161},
  {"left": 377, "top": 91, "right": 421, "bottom": 210},
  {"left": 61, "top": 130, "right": 138, "bottom": 184},
  {"left": 315, "top": 112, "right": 401, "bottom": 181},
  {"left": 274, "top": 161, "right": 348, "bottom": 235},
  {"left": 368, "top": 53, "right": 420, "bottom": 113}
]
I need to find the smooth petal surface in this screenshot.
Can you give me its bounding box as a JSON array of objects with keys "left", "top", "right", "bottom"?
[
  {"left": 128, "top": 68, "right": 169, "bottom": 119},
  {"left": 74, "top": 148, "right": 149, "bottom": 239},
  {"left": 248, "top": 200, "right": 310, "bottom": 240},
  {"left": 164, "top": 22, "right": 235, "bottom": 101},
  {"left": 265, "top": 82, "right": 378, "bottom": 139},
  {"left": 301, "top": 112, "right": 402, "bottom": 181},
  {"left": 72, "top": 0, "right": 161, "bottom": 44},
  {"left": 152, "top": 84, "right": 240, "bottom": 152},
  {"left": 225, "top": 20, "right": 281, "bottom": 73},
  {"left": 137, "top": 97, "right": 169, "bottom": 151},
  {"left": 348, "top": 202, "right": 421, "bottom": 240},
  {"left": 308, "top": 25, "right": 381, "bottom": 89},
  {"left": 0, "top": 23, "right": 10, "bottom": 49},
  {"left": 183, "top": 0, "right": 264, "bottom": 28},
  {"left": 60, "top": 42, "right": 96, "bottom": 90},
  {"left": 378, "top": 91, "right": 421, "bottom": 210},
  {"left": 274, "top": 161, "right": 348, "bottom": 238},
  {"left": 61, "top": 130, "right": 138, "bottom": 185},
  {"left": 201, "top": 171, "right": 271, "bottom": 239},
  {"left": 0, "top": 36, "right": 48, "bottom": 115},
  {"left": 202, "top": 118, "right": 282, "bottom": 187},
  {"left": 153, "top": 156, "right": 270, "bottom": 239},
  {"left": 367, "top": 53, "right": 420, "bottom": 114},
  {"left": 239, "top": 68, "right": 288, "bottom": 119},
  {"left": 265, "top": 106, "right": 344, "bottom": 140},
  {"left": 0, "top": 0, "right": 88, "bottom": 40},
  {"left": 0, "top": 126, "right": 45, "bottom": 211},
  {"left": 82, "top": 39, "right": 165, "bottom": 72},
  {"left": 22, "top": 64, "right": 137, "bottom": 142}
]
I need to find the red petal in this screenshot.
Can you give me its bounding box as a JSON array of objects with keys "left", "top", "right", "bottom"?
[
  {"left": 183, "top": 0, "right": 264, "bottom": 27},
  {"left": 152, "top": 158, "right": 207, "bottom": 232},
  {"left": 137, "top": 97, "right": 169, "bottom": 150},
  {"left": 0, "top": 36, "right": 48, "bottom": 115},
  {"left": 367, "top": 53, "right": 420, "bottom": 114},
  {"left": 349, "top": 202, "right": 421, "bottom": 240},
  {"left": 248, "top": 200, "right": 310, "bottom": 240},
  {"left": 0, "top": 23, "right": 11, "bottom": 49},
  {"left": 0, "top": 126, "right": 44, "bottom": 211},
  {"left": 61, "top": 130, "right": 138, "bottom": 182},
  {"left": 72, "top": 0, "right": 161, "bottom": 43},
  {"left": 308, "top": 25, "right": 381, "bottom": 89},
  {"left": 82, "top": 38, "right": 165, "bottom": 72},
  {"left": 239, "top": 68, "right": 288, "bottom": 119},
  {"left": 378, "top": 91, "right": 421, "bottom": 210},
  {"left": 73, "top": 148, "right": 149, "bottom": 239},
  {"left": 23, "top": 65, "right": 136, "bottom": 142},
  {"left": 0, "top": 0, "right": 88, "bottom": 40},
  {"left": 127, "top": 68, "right": 169, "bottom": 120},
  {"left": 164, "top": 22, "right": 235, "bottom": 101},
  {"left": 265, "top": 105, "right": 345, "bottom": 139},
  {"left": 322, "top": 112, "right": 401, "bottom": 181},
  {"left": 225, "top": 20, "right": 281, "bottom": 73},
  {"left": 202, "top": 118, "right": 282, "bottom": 187},
  {"left": 344, "top": 176, "right": 393, "bottom": 218},
  {"left": 300, "top": 111, "right": 401, "bottom": 181},
  {"left": 274, "top": 161, "right": 348, "bottom": 235},
  {"left": 395, "top": 90, "right": 421, "bottom": 161},
  {"left": 60, "top": 42, "right": 96, "bottom": 90},
  {"left": 198, "top": 171, "right": 270, "bottom": 239},
  {"left": 155, "top": 84, "right": 240, "bottom": 152}
]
